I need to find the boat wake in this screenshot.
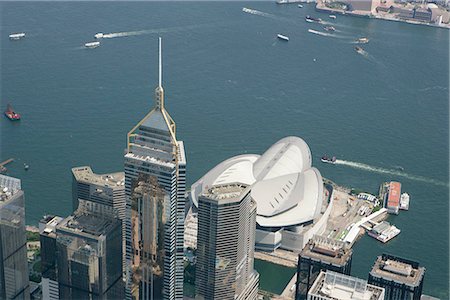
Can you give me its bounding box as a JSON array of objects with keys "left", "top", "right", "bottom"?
[
  {"left": 242, "top": 7, "right": 276, "bottom": 18},
  {"left": 335, "top": 159, "right": 448, "bottom": 187},
  {"left": 101, "top": 23, "right": 211, "bottom": 39},
  {"left": 308, "top": 29, "right": 330, "bottom": 37}
]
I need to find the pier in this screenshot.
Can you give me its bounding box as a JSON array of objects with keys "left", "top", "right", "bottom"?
[{"left": 0, "top": 158, "right": 14, "bottom": 173}]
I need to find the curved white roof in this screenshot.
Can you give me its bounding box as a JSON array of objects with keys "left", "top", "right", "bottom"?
[{"left": 190, "top": 136, "right": 324, "bottom": 228}]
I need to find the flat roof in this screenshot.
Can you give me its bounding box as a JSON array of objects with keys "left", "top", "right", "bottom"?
[
  {"left": 201, "top": 183, "right": 248, "bottom": 203},
  {"left": 0, "top": 174, "right": 22, "bottom": 204},
  {"left": 72, "top": 166, "right": 124, "bottom": 189},
  {"left": 58, "top": 211, "right": 118, "bottom": 238},
  {"left": 387, "top": 182, "right": 401, "bottom": 207},
  {"left": 300, "top": 235, "right": 352, "bottom": 267},
  {"left": 309, "top": 270, "right": 384, "bottom": 300},
  {"left": 370, "top": 255, "right": 425, "bottom": 287}
]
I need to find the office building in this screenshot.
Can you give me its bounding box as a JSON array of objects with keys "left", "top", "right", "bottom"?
[
  {"left": 190, "top": 136, "right": 332, "bottom": 252},
  {"left": 56, "top": 208, "right": 123, "bottom": 299},
  {"left": 296, "top": 235, "right": 353, "bottom": 300},
  {"left": 195, "top": 184, "right": 259, "bottom": 300},
  {"left": 0, "top": 174, "right": 30, "bottom": 300},
  {"left": 307, "top": 270, "right": 385, "bottom": 300},
  {"left": 124, "top": 37, "right": 186, "bottom": 299},
  {"left": 40, "top": 215, "right": 64, "bottom": 300},
  {"left": 368, "top": 254, "right": 425, "bottom": 300},
  {"left": 71, "top": 166, "right": 127, "bottom": 274}
]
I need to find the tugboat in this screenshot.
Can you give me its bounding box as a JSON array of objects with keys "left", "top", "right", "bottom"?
[
  {"left": 321, "top": 155, "right": 336, "bottom": 164},
  {"left": 324, "top": 26, "right": 336, "bottom": 32},
  {"left": 305, "top": 15, "right": 322, "bottom": 23},
  {"left": 4, "top": 104, "right": 21, "bottom": 121}
]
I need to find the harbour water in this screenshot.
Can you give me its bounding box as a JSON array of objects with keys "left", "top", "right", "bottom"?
[{"left": 1, "top": 2, "right": 448, "bottom": 298}]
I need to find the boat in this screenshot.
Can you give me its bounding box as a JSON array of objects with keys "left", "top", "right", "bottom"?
[
  {"left": 277, "top": 34, "right": 289, "bottom": 41},
  {"left": 24, "top": 163, "right": 29, "bottom": 171},
  {"left": 4, "top": 104, "right": 21, "bottom": 121},
  {"left": 356, "top": 37, "right": 369, "bottom": 44},
  {"left": 298, "top": 4, "right": 303, "bottom": 7},
  {"left": 9, "top": 33, "right": 25, "bottom": 40},
  {"left": 355, "top": 46, "right": 364, "bottom": 54},
  {"left": 276, "top": 0, "right": 305, "bottom": 4},
  {"left": 85, "top": 41, "right": 100, "bottom": 49},
  {"left": 94, "top": 33, "right": 104, "bottom": 39},
  {"left": 399, "top": 193, "right": 410, "bottom": 210},
  {"left": 329, "top": 15, "right": 337, "bottom": 19},
  {"left": 305, "top": 15, "right": 322, "bottom": 23},
  {"left": 324, "top": 26, "right": 336, "bottom": 32},
  {"left": 321, "top": 155, "right": 336, "bottom": 164}
]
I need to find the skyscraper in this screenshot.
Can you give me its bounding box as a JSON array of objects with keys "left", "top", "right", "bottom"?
[
  {"left": 50, "top": 207, "right": 124, "bottom": 299},
  {"left": 124, "top": 37, "right": 186, "bottom": 300},
  {"left": 0, "top": 174, "right": 30, "bottom": 300},
  {"left": 71, "top": 166, "right": 127, "bottom": 275},
  {"left": 195, "top": 184, "right": 259, "bottom": 300},
  {"left": 368, "top": 254, "right": 425, "bottom": 300},
  {"left": 296, "top": 235, "right": 353, "bottom": 300}
]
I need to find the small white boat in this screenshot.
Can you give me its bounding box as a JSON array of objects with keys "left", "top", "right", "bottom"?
[
  {"left": 9, "top": 32, "right": 26, "bottom": 40},
  {"left": 400, "top": 193, "right": 410, "bottom": 210},
  {"left": 85, "top": 41, "right": 100, "bottom": 49},
  {"left": 329, "top": 15, "right": 337, "bottom": 19},
  {"left": 277, "top": 34, "right": 289, "bottom": 41},
  {"left": 298, "top": 4, "right": 303, "bottom": 8},
  {"left": 94, "top": 33, "right": 104, "bottom": 39},
  {"left": 357, "top": 37, "right": 369, "bottom": 44}
]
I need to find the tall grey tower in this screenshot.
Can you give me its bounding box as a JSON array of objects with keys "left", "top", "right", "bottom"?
[
  {"left": 124, "top": 37, "right": 186, "bottom": 300},
  {"left": 195, "top": 184, "right": 259, "bottom": 300},
  {"left": 0, "top": 175, "right": 30, "bottom": 300}
]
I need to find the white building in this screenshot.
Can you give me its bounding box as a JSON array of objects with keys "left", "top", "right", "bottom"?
[
  {"left": 190, "top": 136, "right": 332, "bottom": 252},
  {"left": 308, "top": 270, "right": 385, "bottom": 300}
]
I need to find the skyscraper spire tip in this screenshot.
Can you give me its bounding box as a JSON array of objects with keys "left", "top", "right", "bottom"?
[{"left": 158, "top": 37, "right": 162, "bottom": 87}]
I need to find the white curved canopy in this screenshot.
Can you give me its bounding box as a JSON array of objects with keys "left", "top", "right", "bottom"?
[{"left": 190, "top": 136, "right": 323, "bottom": 227}]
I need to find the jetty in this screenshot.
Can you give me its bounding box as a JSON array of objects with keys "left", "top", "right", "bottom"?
[{"left": 0, "top": 158, "right": 14, "bottom": 173}]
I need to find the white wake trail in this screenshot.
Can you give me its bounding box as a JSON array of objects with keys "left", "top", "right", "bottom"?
[{"left": 335, "top": 159, "right": 448, "bottom": 187}]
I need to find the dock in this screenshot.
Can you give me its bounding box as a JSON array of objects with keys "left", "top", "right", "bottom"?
[{"left": 0, "top": 158, "right": 14, "bottom": 173}]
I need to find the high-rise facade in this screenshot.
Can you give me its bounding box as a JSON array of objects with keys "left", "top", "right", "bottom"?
[
  {"left": 0, "top": 174, "right": 30, "bottom": 300},
  {"left": 368, "top": 254, "right": 425, "bottom": 300},
  {"left": 124, "top": 37, "right": 186, "bottom": 300},
  {"left": 71, "top": 166, "right": 127, "bottom": 275},
  {"left": 55, "top": 207, "right": 124, "bottom": 299},
  {"left": 195, "top": 184, "right": 259, "bottom": 300},
  {"left": 296, "top": 235, "right": 353, "bottom": 300}
]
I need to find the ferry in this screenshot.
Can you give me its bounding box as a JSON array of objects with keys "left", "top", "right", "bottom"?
[
  {"left": 4, "top": 104, "right": 21, "bottom": 121},
  {"left": 305, "top": 15, "right": 322, "bottom": 23},
  {"left": 324, "top": 26, "right": 336, "bottom": 32},
  {"left": 321, "top": 155, "right": 336, "bottom": 164},
  {"left": 399, "top": 193, "right": 410, "bottom": 210},
  {"left": 85, "top": 41, "right": 100, "bottom": 49},
  {"left": 94, "top": 33, "right": 104, "bottom": 39},
  {"left": 9, "top": 33, "right": 26, "bottom": 40},
  {"left": 277, "top": 34, "right": 290, "bottom": 41},
  {"left": 329, "top": 15, "right": 337, "bottom": 19},
  {"left": 356, "top": 37, "right": 369, "bottom": 44}
]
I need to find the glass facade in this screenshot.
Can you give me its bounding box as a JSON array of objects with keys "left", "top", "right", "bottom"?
[{"left": 0, "top": 175, "right": 30, "bottom": 300}]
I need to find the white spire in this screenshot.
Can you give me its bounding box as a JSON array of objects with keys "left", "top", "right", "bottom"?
[{"left": 159, "top": 36, "right": 162, "bottom": 87}]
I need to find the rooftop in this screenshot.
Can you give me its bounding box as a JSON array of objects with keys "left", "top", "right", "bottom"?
[
  {"left": 309, "top": 270, "right": 385, "bottom": 300},
  {"left": 202, "top": 183, "right": 248, "bottom": 202},
  {"left": 370, "top": 254, "right": 425, "bottom": 287},
  {"left": 72, "top": 166, "right": 124, "bottom": 189},
  {"left": 58, "top": 211, "right": 118, "bottom": 238},
  {"left": 0, "top": 174, "right": 22, "bottom": 203},
  {"left": 301, "top": 235, "right": 352, "bottom": 266}
]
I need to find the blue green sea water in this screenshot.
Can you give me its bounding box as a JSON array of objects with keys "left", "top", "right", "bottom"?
[{"left": 1, "top": 1, "right": 448, "bottom": 298}]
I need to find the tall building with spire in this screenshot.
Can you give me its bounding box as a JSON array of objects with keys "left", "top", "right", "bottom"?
[{"left": 124, "top": 37, "right": 186, "bottom": 300}]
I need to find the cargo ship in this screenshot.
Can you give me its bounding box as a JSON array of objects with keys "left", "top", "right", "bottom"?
[
  {"left": 368, "top": 221, "right": 401, "bottom": 243},
  {"left": 4, "top": 104, "right": 21, "bottom": 121},
  {"left": 321, "top": 155, "right": 336, "bottom": 164},
  {"left": 399, "top": 193, "right": 410, "bottom": 210}
]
